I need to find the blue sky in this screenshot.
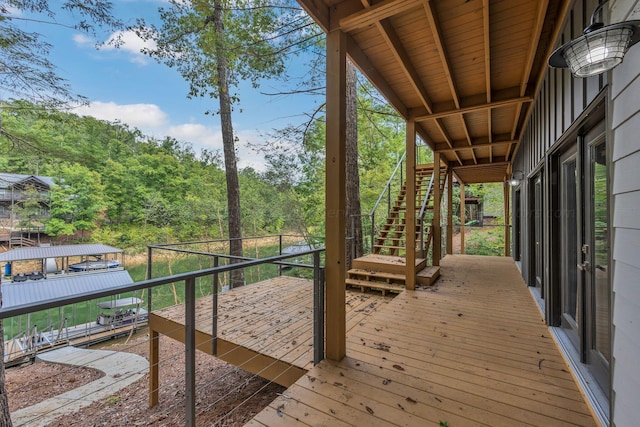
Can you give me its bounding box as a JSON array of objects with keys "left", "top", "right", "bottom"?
[{"left": 11, "top": 0, "right": 322, "bottom": 171}]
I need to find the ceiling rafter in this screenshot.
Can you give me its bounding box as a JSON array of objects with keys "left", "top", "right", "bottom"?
[
  {"left": 482, "top": 0, "right": 493, "bottom": 162},
  {"left": 460, "top": 114, "right": 477, "bottom": 164},
  {"left": 509, "top": 0, "right": 573, "bottom": 161},
  {"left": 436, "top": 140, "right": 517, "bottom": 153},
  {"left": 423, "top": 0, "right": 459, "bottom": 109},
  {"left": 339, "top": 0, "right": 421, "bottom": 32},
  {"left": 374, "top": 17, "right": 462, "bottom": 164},
  {"left": 507, "top": 0, "right": 549, "bottom": 160},
  {"left": 377, "top": 19, "right": 434, "bottom": 114},
  {"left": 411, "top": 96, "right": 532, "bottom": 122},
  {"left": 346, "top": 35, "right": 408, "bottom": 119}
]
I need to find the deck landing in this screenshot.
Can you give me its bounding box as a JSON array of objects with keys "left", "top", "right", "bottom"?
[
  {"left": 250, "top": 255, "right": 598, "bottom": 426},
  {"left": 149, "top": 276, "right": 392, "bottom": 387}
]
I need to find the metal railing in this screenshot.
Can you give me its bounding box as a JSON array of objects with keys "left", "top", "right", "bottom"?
[
  {"left": 0, "top": 247, "right": 325, "bottom": 427},
  {"left": 418, "top": 172, "right": 436, "bottom": 258}
]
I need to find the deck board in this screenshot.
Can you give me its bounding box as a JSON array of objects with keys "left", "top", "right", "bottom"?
[
  {"left": 250, "top": 255, "right": 598, "bottom": 426},
  {"left": 149, "top": 276, "right": 393, "bottom": 386}
]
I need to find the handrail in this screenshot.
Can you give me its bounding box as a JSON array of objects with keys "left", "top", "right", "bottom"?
[
  {"left": 370, "top": 151, "right": 406, "bottom": 216},
  {"left": 0, "top": 248, "right": 324, "bottom": 319}
]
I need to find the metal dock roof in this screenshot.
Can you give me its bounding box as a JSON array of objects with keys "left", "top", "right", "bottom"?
[
  {"left": 0, "top": 244, "right": 124, "bottom": 263},
  {"left": 1, "top": 270, "right": 134, "bottom": 308}
]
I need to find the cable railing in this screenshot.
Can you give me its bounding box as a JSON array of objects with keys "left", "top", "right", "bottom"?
[{"left": 1, "top": 245, "right": 325, "bottom": 427}]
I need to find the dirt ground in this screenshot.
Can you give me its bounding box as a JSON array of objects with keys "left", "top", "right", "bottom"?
[{"left": 6, "top": 333, "right": 284, "bottom": 426}]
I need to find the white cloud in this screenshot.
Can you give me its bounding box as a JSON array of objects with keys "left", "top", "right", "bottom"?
[
  {"left": 104, "top": 30, "right": 157, "bottom": 65},
  {"left": 73, "top": 30, "right": 155, "bottom": 65},
  {"left": 75, "top": 101, "right": 168, "bottom": 129},
  {"left": 72, "top": 33, "right": 94, "bottom": 47},
  {"left": 76, "top": 101, "right": 267, "bottom": 171},
  {"left": 167, "top": 123, "right": 222, "bottom": 149}
]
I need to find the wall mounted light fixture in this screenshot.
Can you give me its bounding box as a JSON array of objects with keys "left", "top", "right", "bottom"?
[
  {"left": 548, "top": 0, "right": 640, "bottom": 77},
  {"left": 509, "top": 171, "right": 524, "bottom": 187}
]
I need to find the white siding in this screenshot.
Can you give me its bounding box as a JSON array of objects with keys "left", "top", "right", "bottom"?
[{"left": 610, "top": 1, "right": 640, "bottom": 425}]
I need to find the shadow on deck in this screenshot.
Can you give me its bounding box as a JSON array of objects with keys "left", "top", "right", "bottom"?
[{"left": 248, "top": 255, "right": 598, "bottom": 426}]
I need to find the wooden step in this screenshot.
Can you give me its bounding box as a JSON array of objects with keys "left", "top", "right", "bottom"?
[
  {"left": 345, "top": 278, "right": 404, "bottom": 296},
  {"left": 417, "top": 266, "right": 440, "bottom": 286},
  {"left": 348, "top": 268, "right": 406, "bottom": 283}
]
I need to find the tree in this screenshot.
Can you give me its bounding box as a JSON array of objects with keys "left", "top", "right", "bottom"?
[
  {"left": 345, "top": 61, "right": 362, "bottom": 269},
  {"left": 0, "top": 4, "right": 121, "bottom": 424},
  {"left": 137, "top": 0, "right": 311, "bottom": 287},
  {"left": 46, "top": 164, "right": 105, "bottom": 240}
]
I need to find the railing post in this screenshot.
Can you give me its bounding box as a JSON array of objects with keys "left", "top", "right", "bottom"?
[
  {"left": 370, "top": 213, "right": 375, "bottom": 253},
  {"left": 147, "top": 246, "right": 153, "bottom": 316},
  {"left": 212, "top": 256, "right": 219, "bottom": 356},
  {"left": 278, "top": 235, "right": 283, "bottom": 276},
  {"left": 185, "top": 277, "right": 196, "bottom": 427},
  {"left": 313, "top": 251, "right": 325, "bottom": 365}
]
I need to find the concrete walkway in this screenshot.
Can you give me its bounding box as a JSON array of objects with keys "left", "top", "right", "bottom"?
[{"left": 11, "top": 346, "right": 148, "bottom": 427}]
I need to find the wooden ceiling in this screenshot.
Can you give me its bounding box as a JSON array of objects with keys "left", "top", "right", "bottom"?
[{"left": 298, "top": 0, "right": 571, "bottom": 184}]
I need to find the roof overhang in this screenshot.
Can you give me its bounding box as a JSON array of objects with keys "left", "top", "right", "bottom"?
[{"left": 299, "top": 0, "right": 572, "bottom": 184}]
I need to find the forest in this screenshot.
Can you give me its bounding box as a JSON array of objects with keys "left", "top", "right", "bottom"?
[{"left": 0, "top": 93, "right": 407, "bottom": 251}]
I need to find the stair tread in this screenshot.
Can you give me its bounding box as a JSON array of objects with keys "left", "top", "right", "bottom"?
[
  {"left": 348, "top": 269, "right": 406, "bottom": 281},
  {"left": 345, "top": 278, "right": 405, "bottom": 291}
]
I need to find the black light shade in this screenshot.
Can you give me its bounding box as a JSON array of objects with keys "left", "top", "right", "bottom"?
[{"left": 549, "top": 21, "right": 640, "bottom": 77}]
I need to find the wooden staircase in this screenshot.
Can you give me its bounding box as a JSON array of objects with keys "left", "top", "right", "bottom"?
[
  {"left": 346, "top": 163, "right": 445, "bottom": 295},
  {"left": 373, "top": 164, "right": 446, "bottom": 257}
]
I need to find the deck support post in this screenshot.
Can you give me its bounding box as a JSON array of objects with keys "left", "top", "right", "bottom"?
[
  {"left": 185, "top": 277, "right": 196, "bottom": 427},
  {"left": 405, "top": 120, "right": 417, "bottom": 290},
  {"left": 149, "top": 329, "right": 159, "bottom": 407},
  {"left": 325, "top": 28, "right": 347, "bottom": 361},
  {"left": 446, "top": 166, "right": 453, "bottom": 255},
  {"left": 504, "top": 182, "right": 511, "bottom": 257},
  {"left": 460, "top": 183, "right": 466, "bottom": 254},
  {"left": 432, "top": 152, "right": 442, "bottom": 266}
]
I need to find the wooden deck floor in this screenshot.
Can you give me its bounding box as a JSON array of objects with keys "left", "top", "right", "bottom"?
[
  {"left": 149, "top": 275, "right": 392, "bottom": 387},
  {"left": 249, "top": 255, "right": 598, "bottom": 426}
]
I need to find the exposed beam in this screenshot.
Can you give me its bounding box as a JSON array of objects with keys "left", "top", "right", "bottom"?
[
  {"left": 346, "top": 35, "right": 408, "bottom": 119},
  {"left": 412, "top": 96, "right": 532, "bottom": 122},
  {"left": 339, "top": 0, "right": 421, "bottom": 32},
  {"left": 520, "top": 0, "right": 549, "bottom": 97},
  {"left": 435, "top": 139, "right": 517, "bottom": 153},
  {"left": 508, "top": 0, "right": 548, "bottom": 161},
  {"left": 509, "top": 0, "right": 573, "bottom": 161},
  {"left": 482, "top": 0, "right": 491, "bottom": 104},
  {"left": 454, "top": 159, "right": 509, "bottom": 169},
  {"left": 460, "top": 114, "right": 477, "bottom": 164},
  {"left": 378, "top": 19, "right": 434, "bottom": 114},
  {"left": 423, "top": 0, "right": 459, "bottom": 109},
  {"left": 297, "top": 0, "right": 330, "bottom": 32},
  {"left": 483, "top": 0, "right": 492, "bottom": 162}
]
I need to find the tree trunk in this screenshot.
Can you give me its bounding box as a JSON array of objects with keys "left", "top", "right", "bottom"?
[
  {"left": 345, "top": 61, "right": 363, "bottom": 270},
  {"left": 0, "top": 292, "right": 13, "bottom": 426},
  {"left": 213, "top": 1, "right": 244, "bottom": 288}
]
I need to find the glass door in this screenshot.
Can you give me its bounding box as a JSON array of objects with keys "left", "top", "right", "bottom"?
[
  {"left": 531, "top": 174, "right": 544, "bottom": 297},
  {"left": 559, "top": 146, "right": 579, "bottom": 349},
  {"left": 583, "top": 127, "right": 610, "bottom": 396}
]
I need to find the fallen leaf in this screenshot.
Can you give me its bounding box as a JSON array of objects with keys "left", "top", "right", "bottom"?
[
  {"left": 382, "top": 379, "right": 391, "bottom": 385},
  {"left": 406, "top": 397, "right": 417, "bottom": 404},
  {"left": 366, "top": 406, "right": 374, "bottom": 414},
  {"left": 392, "top": 364, "right": 405, "bottom": 371}
]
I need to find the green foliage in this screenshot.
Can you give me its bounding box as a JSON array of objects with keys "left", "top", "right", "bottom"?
[
  {"left": 465, "top": 226, "right": 505, "bottom": 256},
  {"left": 0, "top": 100, "right": 305, "bottom": 247}
]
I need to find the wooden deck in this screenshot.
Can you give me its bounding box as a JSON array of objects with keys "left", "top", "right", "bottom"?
[
  {"left": 249, "top": 255, "right": 598, "bottom": 426},
  {"left": 149, "top": 276, "right": 392, "bottom": 387}
]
